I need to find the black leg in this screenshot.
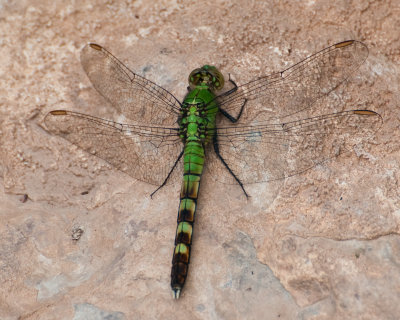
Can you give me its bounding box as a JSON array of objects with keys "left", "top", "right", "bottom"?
[
  {"left": 222, "top": 74, "right": 239, "bottom": 96},
  {"left": 212, "top": 133, "right": 249, "bottom": 198},
  {"left": 150, "top": 150, "right": 184, "bottom": 198},
  {"left": 219, "top": 99, "right": 247, "bottom": 123},
  {"left": 219, "top": 76, "right": 247, "bottom": 123}
]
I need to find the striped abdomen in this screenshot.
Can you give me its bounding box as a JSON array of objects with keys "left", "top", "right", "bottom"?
[{"left": 171, "top": 140, "right": 205, "bottom": 299}]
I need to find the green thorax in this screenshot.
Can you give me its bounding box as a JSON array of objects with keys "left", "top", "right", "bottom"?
[{"left": 178, "top": 65, "right": 225, "bottom": 144}]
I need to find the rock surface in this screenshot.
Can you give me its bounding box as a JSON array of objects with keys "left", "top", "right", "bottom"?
[{"left": 1, "top": 1, "right": 399, "bottom": 319}]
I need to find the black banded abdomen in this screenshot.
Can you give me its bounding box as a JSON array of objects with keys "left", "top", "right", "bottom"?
[{"left": 171, "top": 141, "right": 205, "bottom": 298}]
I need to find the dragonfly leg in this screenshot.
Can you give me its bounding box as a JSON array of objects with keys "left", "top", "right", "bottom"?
[
  {"left": 212, "top": 133, "right": 249, "bottom": 198},
  {"left": 150, "top": 150, "right": 184, "bottom": 198},
  {"left": 219, "top": 98, "right": 247, "bottom": 123},
  {"left": 224, "top": 74, "right": 239, "bottom": 96},
  {"left": 217, "top": 75, "right": 247, "bottom": 123}
]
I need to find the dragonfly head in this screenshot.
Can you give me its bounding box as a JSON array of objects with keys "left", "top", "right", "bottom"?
[{"left": 188, "top": 65, "right": 224, "bottom": 91}]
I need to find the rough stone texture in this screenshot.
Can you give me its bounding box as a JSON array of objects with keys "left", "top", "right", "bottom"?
[{"left": 1, "top": 1, "right": 399, "bottom": 319}]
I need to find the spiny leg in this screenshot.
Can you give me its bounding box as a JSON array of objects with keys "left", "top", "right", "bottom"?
[
  {"left": 150, "top": 150, "right": 184, "bottom": 198},
  {"left": 222, "top": 74, "right": 239, "bottom": 96},
  {"left": 219, "top": 99, "right": 247, "bottom": 123},
  {"left": 212, "top": 133, "right": 249, "bottom": 198},
  {"left": 218, "top": 75, "right": 248, "bottom": 123}
]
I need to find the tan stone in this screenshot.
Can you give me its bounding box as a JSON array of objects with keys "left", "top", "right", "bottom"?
[{"left": 1, "top": 1, "right": 399, "bottom": 319}]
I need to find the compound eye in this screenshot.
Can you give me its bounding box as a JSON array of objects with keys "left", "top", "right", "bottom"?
[
  {"left": 188, "top": 66, "right": 225, "bottom": 91},
  {"left": 209, "top": 69, "right": 224, "bottom": 90},
  {"left": 188, "top": 68, "right": 203, "bottom": 89}
]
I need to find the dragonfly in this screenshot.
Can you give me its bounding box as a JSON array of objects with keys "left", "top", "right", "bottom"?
[{"left": 44, "top": 40, "right": 382, "bottom": 299}]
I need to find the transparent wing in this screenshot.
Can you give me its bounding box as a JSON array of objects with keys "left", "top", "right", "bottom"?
[
  {"left": 215, "top": 40, "right": 369, "bottom": 123},
  {"left": 44, "top": 110, "right": 183, "bottom": 186},
  {"left": 80, "top": 43, "right": 181, "bottom": 126},
  {"left": 206, "top": 110, "right": 382, "bottom": 185}
]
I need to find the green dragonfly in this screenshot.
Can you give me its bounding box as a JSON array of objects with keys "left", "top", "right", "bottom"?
[{"left": 44, "top": 40, "right": 382, "bottom": 299}]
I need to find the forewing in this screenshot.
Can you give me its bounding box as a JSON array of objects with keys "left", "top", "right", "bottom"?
[
  {"left": 44, "top": 110, "right": 183, "bottom": 186},
  {"left": 216, "top": 40, "right": 368, "bottom": 123},
  {"left": 206, "top": 110, "right": 382, "bottom": 185},
  {"left": 80, "top": 43, "right": 181, "bottom": 126}
]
